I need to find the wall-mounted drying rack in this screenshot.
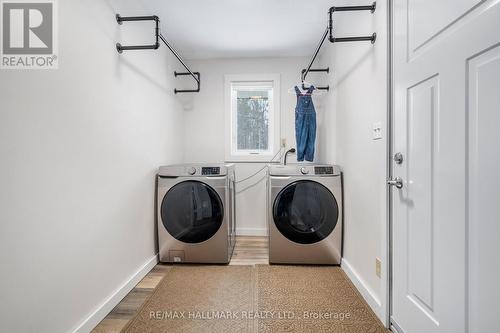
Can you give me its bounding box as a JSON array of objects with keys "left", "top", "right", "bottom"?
[
  {"left": 115, "top": 14, "right": 200, "bottom": 94},
  {"left": 301, "top": 2, "right": 377, "bottom": 92}
]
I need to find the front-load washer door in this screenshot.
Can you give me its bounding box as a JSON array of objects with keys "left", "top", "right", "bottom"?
[
  {"left": 161, "top": 180, "right": 224, "bottom": 243},
  {"left": 273, "top": 180, "right": 339, "bottom": 244}
]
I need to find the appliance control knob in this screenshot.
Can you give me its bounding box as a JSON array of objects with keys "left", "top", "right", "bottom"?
[
  {"left": 300, "top": 167, "right": 309, "bottom": 175},
  {"left": 187, "top": 167, "right": 196, "bottom": 175}
]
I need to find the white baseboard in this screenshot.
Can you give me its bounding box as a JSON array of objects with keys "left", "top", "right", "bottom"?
[
  {"left": 71, "top": 254, "right": 158, "bottom": 333},
  {"left": 236, "top": 227, "right": 268, "bottom": 236},
  {"left": 341, "top": 258, "right": 383, "bottom": 321}
]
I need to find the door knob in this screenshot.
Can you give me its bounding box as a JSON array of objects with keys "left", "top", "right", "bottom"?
[{"left": 387, "top": 177, "right": 403, "bottom": 189}]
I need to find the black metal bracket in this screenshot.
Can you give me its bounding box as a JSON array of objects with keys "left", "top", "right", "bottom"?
[
  {"left": 301, "top": 68, "right": 330, "bottom": 91},
  {"left": 301, "top": 27, "right": 331, "bottom": 92},
  {"left": 115, "top": 14, "right": 200, "bottom": 94},
  {"left": 300, "top": 2, "right": 377, "bottom": 91},
  {"left": 158, "top": 34, "right": 200, "bottom": 94},
  {"left": 115, "top": 15, "right": 160, "bottom": 53},
  {"left": 174, "top": 71, "right": 200, "bottom": 93},
  {"left": 328, "top": 2, "right": 377, "bottom": 44}
]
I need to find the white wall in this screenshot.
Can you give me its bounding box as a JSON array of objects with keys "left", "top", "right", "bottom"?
[
  {"left": 318, "top": 0, "right": 389, "bottom": 324},
  {"left": 0, "top": 1, "right": 185, "bottom": 332},
  {"left": 0, "top": 0, "right": 389, "bottom": 330},
  {"left": 181, "top": 57, "right": 329, "bottom": 235}
]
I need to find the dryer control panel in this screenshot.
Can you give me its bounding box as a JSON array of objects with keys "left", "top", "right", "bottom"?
[{"left": 268, "top": 164, "right": 340, "bottom": 177}]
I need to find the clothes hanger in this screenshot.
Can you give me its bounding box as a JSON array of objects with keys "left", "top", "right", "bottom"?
[
  {"left": 288, "top": 74, "right": 326, "bottom": 96},
  {"left": 298, "top": 81, "right": 327, "bottom": 96},
  {"left": 288, "top": 80, "right": 313, "bottom": 94}
]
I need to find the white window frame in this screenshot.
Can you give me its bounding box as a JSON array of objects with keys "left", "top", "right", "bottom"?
[{"left": 224, "top": 74, "right": 281, "bottom": 162}]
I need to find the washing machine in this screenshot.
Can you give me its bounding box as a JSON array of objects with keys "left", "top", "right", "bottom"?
[
  {"left": 267, "top": 164, "right": 342, "bottom": 265},
  {"left": 157, "top": 164, "right": 236, "bottom": 263}
]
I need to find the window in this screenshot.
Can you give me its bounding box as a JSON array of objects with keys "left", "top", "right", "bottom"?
[{"left": 225, "top": 74, "right": 280, "bottom": 161}]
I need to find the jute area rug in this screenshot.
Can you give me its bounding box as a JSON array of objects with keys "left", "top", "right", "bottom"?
[{"left": 121, "top": 265, "right": 389, "bottom": 333}]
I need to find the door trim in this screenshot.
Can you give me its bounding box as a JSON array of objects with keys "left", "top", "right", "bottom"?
[
  {"left": 390, "top": 317, "right": 405, "bottom": 333},
  {"left": 387, "top": 0, "right": 395, "bottom": 329}
]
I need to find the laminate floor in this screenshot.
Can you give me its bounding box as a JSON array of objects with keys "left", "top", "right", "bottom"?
[{"left": 91, "top": 236, "right": 268, "bottom": 333}]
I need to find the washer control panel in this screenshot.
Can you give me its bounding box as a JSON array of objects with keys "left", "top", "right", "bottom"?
[
  {"left": 314, "top": 166, "right": 334, "bottom": 175},
  {"left": 202, "top": 167, "right": 221, "bottom": 175}
]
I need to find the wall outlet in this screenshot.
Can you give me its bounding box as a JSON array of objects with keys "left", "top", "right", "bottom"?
[
  {"left": 281, "top": 138, "right": 287, "bottom": 148},
  {"left": 373, "top": 122, "right": 382, "bottom": 140},
  {"left": 375, "top": 258, "right": 382, "bottom": 278}
]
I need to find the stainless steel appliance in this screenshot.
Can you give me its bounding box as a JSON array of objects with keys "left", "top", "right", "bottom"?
[
  {"left": 267, "top": 164, "right": 342, "bottom": 264},
  {"left": 157, "top": 164, "right": 236, "bottom": 263}
]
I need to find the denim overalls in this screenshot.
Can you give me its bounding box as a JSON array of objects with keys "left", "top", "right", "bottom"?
[{"left": 295, "top": 85, "right": 316, "bottom": 162}]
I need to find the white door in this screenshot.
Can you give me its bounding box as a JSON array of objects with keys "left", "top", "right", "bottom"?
[{"left": 391, "top": 1, "right": 500, "bottom": 332}]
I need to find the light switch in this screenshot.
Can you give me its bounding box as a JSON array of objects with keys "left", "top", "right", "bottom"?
[{"left": 373, "top": 122, "right": 382, "bottom": 140}]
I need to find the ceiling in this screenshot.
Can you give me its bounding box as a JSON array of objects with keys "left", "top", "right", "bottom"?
[{"left": 142, "top": 0, "right": 335, "bottom": 59}]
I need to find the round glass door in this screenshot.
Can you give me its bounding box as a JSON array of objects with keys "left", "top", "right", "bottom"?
[
  {"left": 161, "top": 181, "right": 224, "bottom": 243},
  {"left": 273, "top": 180, "right": 338, "bottom": 244}
]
